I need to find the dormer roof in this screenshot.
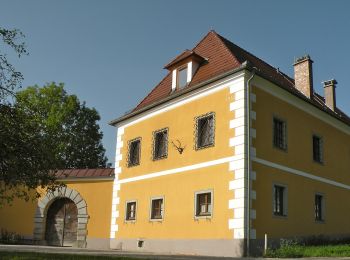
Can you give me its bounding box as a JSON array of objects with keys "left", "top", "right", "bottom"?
[{"left": 164, "top": 49, "right": 206, "bottom": 70}]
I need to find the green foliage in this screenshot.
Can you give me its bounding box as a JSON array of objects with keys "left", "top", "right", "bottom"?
[
  {"left": 16, "top": 83, "right": 108, "bottom": 169},
  {"left": 0, "top": 229, "right": 22, "bottom": 244},
  {"left": 0, "top": 27, "right": 27, "bottom": 101},
  {"left": 264, "top": 237, "right": 350, "bottom": 258}
]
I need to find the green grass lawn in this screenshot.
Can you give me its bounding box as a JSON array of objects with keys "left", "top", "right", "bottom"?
[
  {"left": 265, "top": 244, "right": 350, "bottom": 258},
  {"left": 0, "top": 252, "right": 152, "bottom": 260}
]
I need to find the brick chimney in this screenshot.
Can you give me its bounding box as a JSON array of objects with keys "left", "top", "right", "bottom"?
[
  {"left": 293, "top": 55, "right": 314, "bottom": 98},
  {"left": 323, "top": 79, "right": 337, "bottom": 111}
]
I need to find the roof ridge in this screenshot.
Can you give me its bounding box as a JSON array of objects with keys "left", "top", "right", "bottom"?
[
  {"left": 217, "top": 33, "right": 294, "bottom": 82},
  {"left": 132, "top": 71, "right": 172, "bottom": 112}
]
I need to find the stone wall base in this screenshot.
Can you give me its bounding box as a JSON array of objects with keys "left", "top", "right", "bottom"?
[{"left": 110, "top": 238, "right": 245, "bottom": 257}]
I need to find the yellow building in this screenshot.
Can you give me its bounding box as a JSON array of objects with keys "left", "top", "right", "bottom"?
[
  {"left": 0, "top": 169, "right": 114, "bottom": 250},
  {"left": 1, "top": 31, "right": 349, "bottom": 257},
  {"left": 109, "top": 31, "right": 350, "bottom": 257}
]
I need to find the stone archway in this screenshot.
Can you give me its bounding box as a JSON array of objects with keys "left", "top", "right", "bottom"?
[{"left": 33, "top": 187, "right": 88, "bottom": 248}]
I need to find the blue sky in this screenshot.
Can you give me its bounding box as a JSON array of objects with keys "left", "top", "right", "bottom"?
[{"left": 1, "top": 0, "right": 350, "bottom": 165}]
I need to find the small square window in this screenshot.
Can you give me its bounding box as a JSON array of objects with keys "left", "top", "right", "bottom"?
[
  {"left": 195, "top": 113, "right": 215, "bottom": 150},
  {"left": 273, "top": 185, "right": 287, "bottom": 216},
  {"left": 150, "top": 198, "right": 164, "bottom": 220},
  {"left": 313, "top": 135, "right": 323, "bottom": 163},
  {"left": 128, "top": 138, "right": 141, "bottom": 167},
  {"left": 126, "top": 201, "right": 137, "bottom": 221},
  {"left": 153, "top": 129, "right": 168, "bottom": 160},
  {"left": 195, "top": 191, "right": 212, "bottom": 217},
  {"left": 315, "top": 194, "right": 324, "bottom": 221},
  {"left": 273, "top": 117, "right": 287, "bottom": 150},
  {"left": 177, "top": 66, "right": 188, "bottom": 89}
]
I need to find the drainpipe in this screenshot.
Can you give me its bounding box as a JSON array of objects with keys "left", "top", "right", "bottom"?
[{"left": 246, "top": 67, "right": 256, "bottom": 257}]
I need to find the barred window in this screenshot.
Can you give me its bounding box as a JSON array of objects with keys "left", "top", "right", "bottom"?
[
  {"left": 151, "top": 198, "right": 163, "bottom": 220},
  {"left": 273, "top": 185, "right": 287, "bottom": 216},
  {"left": 273, "top": 117, "right": 287, "bottom": 150},
  {"left": 313, "top": 135, "right": 323, "bottom": 163},
  {"left": 128, "top": 138, "right": 141, "bottom": 167},
  {"left": 153, "top": 129, "right": 168, "bottom": 160},
  {"left": 196, "top": 113, "right": 215, "bottom": 149},
  {"left": 195, "top": 192, "right": 212, "bottom": 217},
  {"left": 315, "top": 194, "right": 324, "bottom": 221},
  {"left": 126, "top": 201, "right": 136, "bottom": 221}
]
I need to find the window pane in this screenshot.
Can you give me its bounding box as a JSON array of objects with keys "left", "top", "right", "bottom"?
[
  {"left": 196, "top": 193, "right": 212, "bottom": 216},
  {"left": 178, "top": 67, "right": 187, "bottom": 89},
  {"left": 128, "top": 139, "right": 140, "bottom": 166},
  {"left": 154, "top": 130, "right": 168, "bottom": 159},
  {"left": 196, "top": 114, "right": 214, "bottom": 149},
  {"left": 151, "top": 199, "right": 163, "bottom": 219},
  {"left": 274, "top": 186, "right": 284, "bottom": 216},
  {"left": 273, "top": 118, "right": 286, "bottom": 150}
]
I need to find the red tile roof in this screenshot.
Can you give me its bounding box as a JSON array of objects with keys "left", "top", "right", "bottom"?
[
  {"left": 55, "top": 168, "right": 114, "bottom": 179},
  {"left": 113, "top": 30, "right": 350, "bottom": 126}
]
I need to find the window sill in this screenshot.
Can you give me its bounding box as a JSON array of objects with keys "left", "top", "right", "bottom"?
[
  {"left": 152, "top": 155, "right": 167, "bottom": 161},
  {"left": 149, "top": 218, "right": 163, "bottom": 222},
  {"left": 273, "top": 213, "right": 288, "bottom": 219},
  {"left": 315, "top": 219, "right": 325, "bottom": 224},
  {"left": 195, "top": 143, "right": 215, "bottom": 151},
  {"left": 194, "top": 214, "right": 212, "bottom": 220},
  {"left": 125, "top": 219, "right": 136, "bottom": 223},
  {"left": 127, "top": 163, "right": 140, "bottom": 168}
]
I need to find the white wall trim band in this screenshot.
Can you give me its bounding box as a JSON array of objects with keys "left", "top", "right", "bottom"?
[
  {"left": 253, "top": 157, "right": 350, "bottom": 190},
  {"left": 118, "top": 155, "right": 243, "bottom": 184}
]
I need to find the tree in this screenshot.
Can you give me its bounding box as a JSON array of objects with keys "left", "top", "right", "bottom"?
[
  {"left": 0, "top": 27, "right": 59, "bottom": 205},
  {"left": 16, "top": 83, "right": 108, "bottom": 169},
  {"left": 0, "top": 27, "right": 27, "bottom": 102}
]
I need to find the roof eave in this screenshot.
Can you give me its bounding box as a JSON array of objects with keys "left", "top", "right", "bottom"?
[{"left": 109, "top": 64, "right": 249, "bottom": 126}]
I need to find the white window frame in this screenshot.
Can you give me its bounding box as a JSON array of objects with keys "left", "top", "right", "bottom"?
[
  {"left": 272, "top": 183, "right": 288, "bottom": 217},
  {"left": 149, "top": 196, "right": 164, "bottom": 221},
  {"left": 125, "top": 200, "right": 137, "bottom": 222},
  {"left": 194, "top": 189, "right": 213, "bottom": 219}
]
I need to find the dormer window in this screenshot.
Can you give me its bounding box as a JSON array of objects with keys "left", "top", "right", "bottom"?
[
  {"left": 164, "top": 49, "right": 206, "bottom": 92},
  {"left": 177, "top": 66, "right": 188, "bottom": 89}
]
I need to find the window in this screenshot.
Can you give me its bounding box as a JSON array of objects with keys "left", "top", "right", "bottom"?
[
  {"left": 128, "top": 138, "right": 141, "bottom": 167},
  {"left": 150, "top": 198, "right": 164, "bottom": 220},
  {"left": 153, "top": 128, "right": 168, "bottom": 160},
  {"left": 273, "top": 185, "right": 287, "bottom": 216},
  {"left": 313, "top": 135, "right": 323, "bottom": 163},
  {"left": 125, "top": 201, "right": 137, "bottom": 221},
  {"left": 177, "top": 66, "right": 188, "bottom": 89},
  {"left": 195, "top": 113, "right": 215, "bottom": 149},
  {"left": 195, "top": 191, "right": 212, "bottom": 217},
  {"left": 273, "top": 117, "right": 287, "bottom": 150},
  {"left": 315, "top": 194, "right": 324, "bottom": 221}
]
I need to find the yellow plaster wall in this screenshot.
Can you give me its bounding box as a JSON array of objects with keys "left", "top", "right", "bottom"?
[
  {"left": 117, "top": 164, "right": 234, "bottom": 239},
  {"left": 66, "top": 180, "right": 113, "bottom": 239},
  {"left": 252, "top": 83, "right": 350, "bottom": 239},
  {"left": 117, "top": 88, "right": 235, "bottom": 239},
  {"left": 0, "top": 196, "right": 36, "bottom": 237},
  {"left": 120, "top": 88, "right": 234, "bottom": 180},
  {"left": 0, "top": 180, "right": 113, "bottom": 239}
]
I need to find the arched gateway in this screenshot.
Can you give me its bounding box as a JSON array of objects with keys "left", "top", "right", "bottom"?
[
  {"left": 45, "top": 198, "right": 78, "bottom": 246},
  {"left": 33, "top": 187, "right": 88, "bottom": 248}
]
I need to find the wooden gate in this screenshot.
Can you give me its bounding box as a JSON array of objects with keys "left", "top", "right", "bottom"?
[{"left": 45, "top": 198, "right": 78, "bottom": 247}]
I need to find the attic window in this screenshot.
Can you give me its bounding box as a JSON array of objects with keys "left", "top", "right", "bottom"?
[{"left": 177, "top": 66, "right": 188, "bottom": 89}]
